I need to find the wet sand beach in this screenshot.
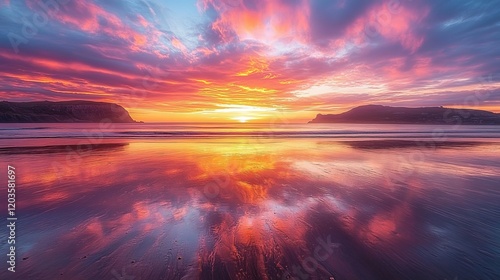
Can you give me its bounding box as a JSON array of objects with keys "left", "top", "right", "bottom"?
[{"left": 1, "top": 131, "right": 499, "bottom": 279}]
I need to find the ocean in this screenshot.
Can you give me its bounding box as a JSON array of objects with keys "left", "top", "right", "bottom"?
[{"left": 1, "top": 122, "right": 500, "bottom": 142}]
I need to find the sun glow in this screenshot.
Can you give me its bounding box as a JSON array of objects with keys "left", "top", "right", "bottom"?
[
  {"left": 197, "top": 104, "right": 278, "bottom": 122},
  {"left": 233, "top": 116, "right": 253, "bottom": 123}
]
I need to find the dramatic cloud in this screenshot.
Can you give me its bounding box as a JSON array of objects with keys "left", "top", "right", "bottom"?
[{"left": 0, "top": 0, "right": 499, "bottom": 121}]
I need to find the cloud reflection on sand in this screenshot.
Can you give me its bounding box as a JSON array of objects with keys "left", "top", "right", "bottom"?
[{"left": 1, "top": 139, "right": 499, "bottom": 279}]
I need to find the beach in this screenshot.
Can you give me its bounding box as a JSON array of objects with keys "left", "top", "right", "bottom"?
[{"left": 0, "top": 123, "right": 499, "bottom": 279}]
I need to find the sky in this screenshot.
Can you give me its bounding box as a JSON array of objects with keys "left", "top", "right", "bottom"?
[{"left": 0, "top": 0, "right": 499, "bottom": 122}]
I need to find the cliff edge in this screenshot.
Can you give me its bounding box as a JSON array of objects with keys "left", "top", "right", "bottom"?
[
  {"left": 309, "top": 105, "right": 500, "bottom": 125},
  {"left": 0, "top": 100, "right": 136, "bottom": 123}
]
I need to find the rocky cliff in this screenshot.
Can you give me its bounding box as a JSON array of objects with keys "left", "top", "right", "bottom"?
[
  {"left": 0, "top": 100, "right": 136, "bottom": 123},
  {"left": 309, "top": 105, "right": 500, "bottom": 125}
]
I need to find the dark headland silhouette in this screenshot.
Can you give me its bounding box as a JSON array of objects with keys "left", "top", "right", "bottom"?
[
  {"left": 0, "top": 100, "right": 136, "bottom": 123},
  {"left": 309, "top": 105, "right": 500, "bottom": 125}
]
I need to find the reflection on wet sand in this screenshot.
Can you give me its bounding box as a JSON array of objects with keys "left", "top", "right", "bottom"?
[
  {"left": 341, "top": 140, "right": 490, "bottom": 150},
  {"left": 0, "top": 143, "right": 128, "bottom": 155},
  {"left": 1, "top": 139, "right": 499, "bottom": 279}
]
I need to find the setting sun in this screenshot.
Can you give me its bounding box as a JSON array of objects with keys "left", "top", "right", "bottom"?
[{"left": 233, "top": 116, "right": 253, "bottom": 123}]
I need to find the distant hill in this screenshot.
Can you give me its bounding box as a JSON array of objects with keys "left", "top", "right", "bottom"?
[
  {"left": 0, "top": 100, "right": 136, "bottom": 123},
  {"left": 309, "top": 105, "right": 500, "bottom": 125}
]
